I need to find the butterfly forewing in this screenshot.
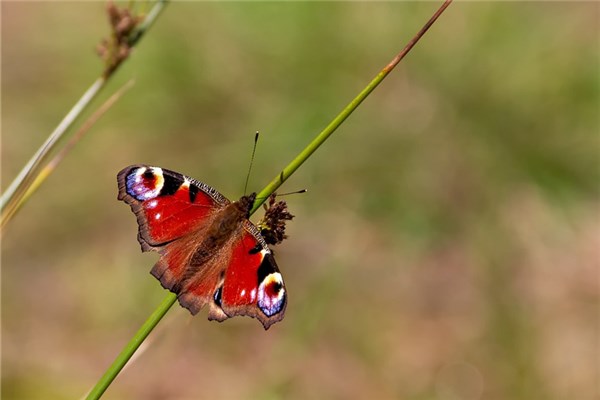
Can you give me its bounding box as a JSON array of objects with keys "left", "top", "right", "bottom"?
[{"left": 117, "top": 165, "right": 229, "bottom": 249}]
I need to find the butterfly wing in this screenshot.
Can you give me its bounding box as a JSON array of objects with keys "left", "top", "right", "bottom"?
[
  {"left": 178, "top": 220, "right": 286, "bottom": 330},
  {"left": 118, "top": 165, "right": 230, "bottom": 289},
  {"left": 117, "top": 165, "right": 229, "bottom": 250}
]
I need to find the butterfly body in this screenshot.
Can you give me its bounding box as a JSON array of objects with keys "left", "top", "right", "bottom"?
[{"left": 117, "top": 165, "right": 286, "bottom": 329}]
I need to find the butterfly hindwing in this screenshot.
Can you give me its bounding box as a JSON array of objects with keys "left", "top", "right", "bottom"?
[
  {"left": 220, "top": 221, "right": 286, "bottom": 329},
  {"left": 178, "top": 221, "right": 286, "bottom": 329},
  {"left": 117, "top": 165, "right": 229, "bottom": 250}
]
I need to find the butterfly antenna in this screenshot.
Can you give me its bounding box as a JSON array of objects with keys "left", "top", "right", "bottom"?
[
  {"left": 277, "top": 189, "right": 307, "bottom": 196},
  {"left": 255, "top": 189, "right": 307, "bottom": 202},
  {"left": 243, "top": 131, "right": 259, "bottom": 195}
]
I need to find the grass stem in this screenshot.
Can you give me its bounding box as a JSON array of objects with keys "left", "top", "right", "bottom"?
[
  {"left": 252, "top": 0, "right": 452, "bottom": 213},
  {"left": 1, "top": 78, "right": 105, "bottom": 218},
  {"left": 86, "top": 1, "right": 452, "bottom": 398},
  {"left": 0, "top": 0, "right": 169, "bottom": 228},
  {"left": 85, "top": 294, "right": 177, "bottom": 400}
]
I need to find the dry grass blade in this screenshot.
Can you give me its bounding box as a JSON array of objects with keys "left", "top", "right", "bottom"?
[
  {"left": 1, "top": 79, "right": 136, "bottom": 229},
  {"left": 0, "top": 0, "right": 168, "bottom": 228}
]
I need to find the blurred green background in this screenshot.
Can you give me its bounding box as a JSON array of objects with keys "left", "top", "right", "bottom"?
[{"left": 2, "top": 2, "right": 598, "bottom": 399}]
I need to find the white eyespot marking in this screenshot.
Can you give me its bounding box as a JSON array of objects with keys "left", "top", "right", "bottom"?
[
  {"left": 127, "top": 166, "right": 165, "bottom": 201},
  {"left": 257, "top": 272, "right": 285, "bottom": 317},
  {"left": 154, "top": 213, "right": 161, "bottom": 220},
  {"left": 148, "top": 200, "right": 158, "bottom": 209},
  {"left": 152, "top": 167, "right": 164, "bottom": 176},
  {"left": 250, "top": 288, "right": 257, "bottom": 301},
  {"left": 240, "top": 289, "right": 246, "bottom": 297}
]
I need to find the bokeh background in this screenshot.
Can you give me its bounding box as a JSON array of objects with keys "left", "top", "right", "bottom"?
[{"left": 2, "top": 2, "right": 598, "bottom": 399}]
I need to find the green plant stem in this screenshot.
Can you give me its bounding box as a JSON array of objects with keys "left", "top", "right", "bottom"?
[
  {"left": 85, "top": 294, "right": 177, "bottom": 400},
  {"left": 0, "top": 0, "right": 169, "bottom": 227},
  {"left": 1, "top": 80, "right": 136, "bottom": 229},
  {"left": 252, "top": 0, "right": 452, "bottom": 213},
  {"left": 127, "top": 0, "right": 168, "bottom": 47},
  {"left": 86, "top": 1, "right": 452, "bottom": 398},
  {"left": 0, "top": 77, "right": 105, "bottom": 217}
]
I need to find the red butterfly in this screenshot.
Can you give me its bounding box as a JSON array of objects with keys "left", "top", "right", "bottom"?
[{"left": 117, "top": 165, "right": 287, "bottom": 329}]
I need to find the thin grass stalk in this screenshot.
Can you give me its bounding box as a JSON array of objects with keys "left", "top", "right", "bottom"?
[
  {"left": 84, "top": 294, "right": 177, "bottom": 400},
  {"left": 2, "top": 80, "right": 135, "bottom": 229},
  {"left": 1, "top": 78, "right": 105, "bottom": 221},
  {"left": 0, "top": 0, "right": 169, "bottom": 228},
  {"left": 252, "top": 0, "right": 452, "bottom": 213},
  {"left": 85, "top": 2, "right": 452, "bottom": 398}
]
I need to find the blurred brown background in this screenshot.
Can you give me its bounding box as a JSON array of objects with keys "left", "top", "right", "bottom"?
[{"left": 2, "top": 2, "right": 598, "bottom": 399}]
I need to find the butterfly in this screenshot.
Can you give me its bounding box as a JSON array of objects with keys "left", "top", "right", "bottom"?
[{"left": 117, "top": 165, "right": 287, "bottom": 329}]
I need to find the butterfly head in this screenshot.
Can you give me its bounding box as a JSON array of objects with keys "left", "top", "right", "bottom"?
[{"left": 236, "top": 192, "right": 257, "bottom": 218}]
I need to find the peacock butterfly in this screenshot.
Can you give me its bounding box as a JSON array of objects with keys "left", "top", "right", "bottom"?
[{"left": 117, "top": 165, "right": 288, "bottom": 329}]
